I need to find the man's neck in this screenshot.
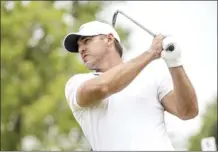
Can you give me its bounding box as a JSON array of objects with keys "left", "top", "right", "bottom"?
[{"left": 95, "top": 55, "right": 123, "bottom": 72}]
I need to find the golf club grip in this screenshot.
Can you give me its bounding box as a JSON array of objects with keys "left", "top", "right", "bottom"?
[{"left": 166, "top": 44, "right": 174, "bottom": 52}]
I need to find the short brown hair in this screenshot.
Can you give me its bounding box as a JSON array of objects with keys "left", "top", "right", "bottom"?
[
  {"left": 99, "top": 34, "right": 123, "bottom": 57},
  {"left": 114, "top": 39, "right": 123, "bottom": 57}
]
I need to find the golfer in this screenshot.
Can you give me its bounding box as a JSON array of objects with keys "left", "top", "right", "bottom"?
[{"left": 63, "top": 21, "right": 198, "bottom": 151}]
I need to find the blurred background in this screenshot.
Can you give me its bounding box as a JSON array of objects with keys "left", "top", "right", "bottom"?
[{"left": 1, "top": 1, "right": 217, "bottom": 151}]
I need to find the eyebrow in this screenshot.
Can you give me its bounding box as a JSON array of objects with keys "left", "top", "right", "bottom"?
[
  {"left": 77, "top": 36, "right": 94, "bottom": 46},
  {"left": 79, "top": 36, "right": 92, "bottom": 41}
]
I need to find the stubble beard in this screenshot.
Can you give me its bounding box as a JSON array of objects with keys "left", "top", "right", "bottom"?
[{"left": 85, "top": 56, "right": 102, "bottom": 71}]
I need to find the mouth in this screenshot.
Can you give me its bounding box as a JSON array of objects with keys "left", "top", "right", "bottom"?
[{"left": 82, "top": 54, "right": 88, "bottom": 61}]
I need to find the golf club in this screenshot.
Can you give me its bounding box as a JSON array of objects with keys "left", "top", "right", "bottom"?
[{"left": 112, "top": 10, "right": 175, "bottom": 52}]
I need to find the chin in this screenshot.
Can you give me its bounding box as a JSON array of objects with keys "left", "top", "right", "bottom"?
[{"left": 85, "top": 62, "right": 97, "bottom": 70}]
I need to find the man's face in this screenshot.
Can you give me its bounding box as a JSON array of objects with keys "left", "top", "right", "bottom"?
[{"left": 77, "top": 35, "right": 110, "bottom": 70}]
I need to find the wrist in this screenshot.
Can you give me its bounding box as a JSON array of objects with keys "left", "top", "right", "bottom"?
[
  {"left": 147, "top": 49, "right": 157, "bottom": 61},
  {"left": 165, "top": 58, "right": 183, "bottom": 68}
]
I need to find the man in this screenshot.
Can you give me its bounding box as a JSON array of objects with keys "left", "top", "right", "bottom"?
[{"left": 63, "top": 21, "right": 198, "bottom": 151}]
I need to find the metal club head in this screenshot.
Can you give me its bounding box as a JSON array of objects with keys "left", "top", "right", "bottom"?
[{"left": 112, "top": 10, "right": 119, "bottom": 27}]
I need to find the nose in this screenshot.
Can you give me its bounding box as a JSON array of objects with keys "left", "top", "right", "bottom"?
[{"left": 78, "top": 45, "right": 86, "bottom": 54}]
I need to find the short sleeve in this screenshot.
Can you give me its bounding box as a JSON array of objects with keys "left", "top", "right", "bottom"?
[
  {"left": 156, "top": 60, "right": 174, "bottom": 102},
  {"left": 65, "top": 73, "right": 96, "bottom": 112}
]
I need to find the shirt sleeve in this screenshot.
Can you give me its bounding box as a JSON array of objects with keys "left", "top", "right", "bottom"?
[
  {"left": 156, "top": 60, "right": 174, "bottom": 102},
  {"left": 65, "top": 73, "right": 96, "bottom": 112}
]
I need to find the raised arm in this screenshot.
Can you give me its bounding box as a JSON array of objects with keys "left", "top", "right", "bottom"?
[
  {"left": 162, "top": 66, "right": 198, "bottom": 120},
  {"left": 77, "top": 35, "right": 164, "bottom": 107},
  {"left": 161, "top": 36, "right": 198, "bottom": 120}
]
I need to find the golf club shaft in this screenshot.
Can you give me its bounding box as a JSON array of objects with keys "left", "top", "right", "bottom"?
[
  {"left": 113, "top": 10, "right": 175, "bottom": 51},
  {"left": 114, "top": 10, "right": 157, "bottom": 37}
]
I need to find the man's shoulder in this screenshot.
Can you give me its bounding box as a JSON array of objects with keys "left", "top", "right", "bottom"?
[
  {"left": 150, "top": 58, "right": 167, "bottom": 69},
  {"left": 67, "top": 72, "right": 94, "bottom": 82},
  {"left": 139, "top": 59, "right": 166, "bottom": 75},
  {"left": 65, "top": 72, "right": 95, "bottom": 89},
  {"left": 64, "top": 72, "right": 95, "bottom": 101},
  {"left": 146, "top": 59, "right": 169, "bottom": 75}
]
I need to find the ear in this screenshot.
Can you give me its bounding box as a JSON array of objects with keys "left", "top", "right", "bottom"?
[{"left": 107, "top": 33, "right": 115, "bottom": 45}]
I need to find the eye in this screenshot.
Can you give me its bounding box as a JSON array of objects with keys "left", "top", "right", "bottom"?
[{"left": 84, "top": 38, "right": 91, "bottom": 44}]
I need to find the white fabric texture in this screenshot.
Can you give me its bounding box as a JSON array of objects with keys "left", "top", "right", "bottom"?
[{"left": 65, "top": 59, "right": 174, "bottom": 151}]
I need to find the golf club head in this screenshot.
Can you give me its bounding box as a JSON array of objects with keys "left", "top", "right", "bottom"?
[{"left": 112, "top": 10, "right": 119, "bottom": 27}]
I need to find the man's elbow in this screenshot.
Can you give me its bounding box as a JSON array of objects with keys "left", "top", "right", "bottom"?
[
  {"left": 179, "top": 101, "right": 199, "bottom": 120},
  {"left": 77, "top": 83, "right": 109, "bottom": 107}
]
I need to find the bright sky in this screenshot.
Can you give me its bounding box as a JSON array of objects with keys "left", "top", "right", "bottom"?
[{"left": 99, "top": 1, "right": 217, "bottom": 149}]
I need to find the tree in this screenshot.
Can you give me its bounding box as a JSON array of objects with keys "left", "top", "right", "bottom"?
[
  {"left": 187, "top": 98, "right": 217, "bottom": 151},
  {"left": 1, "top": 1, "right": 130, "bottom": 150}
]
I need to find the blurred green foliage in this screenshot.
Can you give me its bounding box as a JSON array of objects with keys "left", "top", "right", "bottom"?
[
  {"left": 188, "top": 98, "right": 217, "bottom": 151},
  {"left": 1, "top": 1, "right": 130, "bottom": 150}
]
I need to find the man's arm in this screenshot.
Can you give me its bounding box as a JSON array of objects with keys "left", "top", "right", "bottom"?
[
  {"left": 77, "top": 35, "right": 164, "bottom": 107},
  {"left": 161, "top": 37, "right": 198, "bottom": 120},
  {"left": 77, "top": 51, "right": 154, "bottom": 107},
  {"left": 162, "top": 66, "right": 198, "bottom": 120}
]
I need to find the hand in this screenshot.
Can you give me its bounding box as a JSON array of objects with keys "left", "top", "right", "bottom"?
[
  {"left": 161, "top": 36, "right": 183, "bottom": 67},
  {"left": 149, "top": 34, "right": 165, "bottom": 60}
]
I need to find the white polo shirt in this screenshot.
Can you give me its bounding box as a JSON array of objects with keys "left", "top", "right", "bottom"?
[{"left": 65, "top": 59, "right": 175, "bottom": 151}]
